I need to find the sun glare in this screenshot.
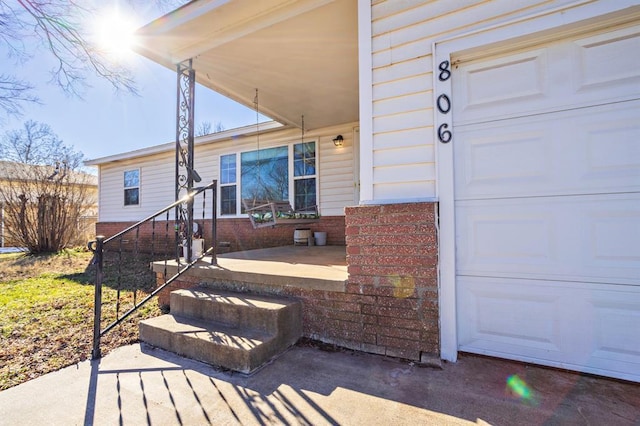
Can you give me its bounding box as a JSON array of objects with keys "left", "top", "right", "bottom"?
[{"left": 94, "top": 10, "right": 138, "bottom": 58}]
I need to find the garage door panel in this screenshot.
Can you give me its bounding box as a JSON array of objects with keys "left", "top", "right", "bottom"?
[
  {"left": 574, "top": 25, "right": 640, "bottom": 94},
  {"left": 457, "top": 277, "right": 563, "bottom": 352},
  {"left": 455, "top": 120, "right": 552, "bottom": 198},
  {"left": 454, "top": 22, "right": 640, "bottom": 382},
  {"left": 458, "top": 277, "right": 640, "bottom": 381},
  {"left": 456, "top": 206, "right": 555, "bottom": 269},
  {"left": 455, "top": 100, "right": 640, "bottom": 200},
  {"left": 592, "top": 214, "right": 640, "bottom": 265},
  {"left": 454, "top": 25, "right": 640, "bottom": 125},
  {"left": 456, "top": 193, "right": 640, "bottom": 285},
  {"left": 456, "top": 48, "right": 547, "bottom": 116},
  {"left": 592, "top": 300, "right": 640, "bottom": 365},
  {"left": 582, "top": 103, "right": 640, "bottom": 184}
]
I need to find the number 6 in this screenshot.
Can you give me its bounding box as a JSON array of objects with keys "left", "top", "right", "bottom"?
[{"left": 438, "top": 123, "right": 452, "bottom": 143}]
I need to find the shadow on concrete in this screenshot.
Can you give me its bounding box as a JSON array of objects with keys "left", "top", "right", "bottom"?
[
  {"left": 5, "top": 342, "right": 637, "bottom": 425},
  {"left": 118, "top": 343, "right": 638, "bottom": 425},
  {"left": 83, "top": 358, "right": 100, "bottom": 426}
]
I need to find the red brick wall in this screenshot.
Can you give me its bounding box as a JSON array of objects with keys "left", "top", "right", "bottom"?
[
  {"left": 96, "top": 216, "right": 345, "bottom": 254},
  {"left": 337, "top": 202, "right": 439, "bottom": 359},
  {"left": 95, "top": 221, "right": 177, "bottom": 255},
  {"left": 216, "top": 216, "right": 345, "bottom": 251},
  {"left": 155, "top": 202, "right": 440, "bottom": 361}
]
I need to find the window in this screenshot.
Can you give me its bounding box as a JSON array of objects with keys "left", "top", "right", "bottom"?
[
  {"left": 241, "top": 146, "right": 288, "bottom": 202},
  {"left": 220, "top": 154, "right": 236, "bottom": 215},
  {"left": 123, "top": 169, "right": 139, "bottom": 206},
  {"left": 293, "top": 142, "right": 316, "bottom": 210},
  {"left": 220, "top": 142, "right": 318, "bottom": 215}
]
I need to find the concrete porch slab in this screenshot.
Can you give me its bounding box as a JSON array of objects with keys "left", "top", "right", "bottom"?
[{"left": 152, "top": 245, "right": 348, "bottom": 292}]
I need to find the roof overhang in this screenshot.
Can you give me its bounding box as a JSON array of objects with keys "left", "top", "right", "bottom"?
[
  {"left": 134, "top": 0, "right": 359, "bottom": 131},
  {"left": 85, "top": 121, "right": 285, "bottom": 165}
]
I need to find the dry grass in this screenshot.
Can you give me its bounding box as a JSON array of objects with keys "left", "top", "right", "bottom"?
[{"left": 0, "top": 249, "right": 163, "bottom": 391}]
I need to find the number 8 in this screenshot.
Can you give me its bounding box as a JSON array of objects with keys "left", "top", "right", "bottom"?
[{"left": 438, "top": 60, "right": 451, "bottom": 81}]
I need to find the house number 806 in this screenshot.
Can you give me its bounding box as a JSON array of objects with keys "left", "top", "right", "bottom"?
[{"left": 437, "top": 60, "right": 452, "bottom": 143}]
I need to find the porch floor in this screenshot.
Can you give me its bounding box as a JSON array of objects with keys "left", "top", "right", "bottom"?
[{"left": 155, "top": 245, "right": 348, "bottom": 292}]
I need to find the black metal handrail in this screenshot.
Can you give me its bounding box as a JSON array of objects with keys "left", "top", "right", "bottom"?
[{"left": 88, "top": 180, "right": 217, "bottom": 359}]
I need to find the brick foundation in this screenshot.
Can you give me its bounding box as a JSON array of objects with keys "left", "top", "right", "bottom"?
[
  {"left": 96, "top": 215, "right": 345, "bottom": 254},
  {"left": 154, "top": 202, "right": 440, "bottom": 362}
]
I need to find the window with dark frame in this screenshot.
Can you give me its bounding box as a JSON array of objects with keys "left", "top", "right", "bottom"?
[
  {"left": 220, "top": 154, "right": 237, "bottom": 215},
  {"left": 293, "top": 141, "right": 316, "bottom": 211},
  {"left": 124, "top": 169, "right": 140, "bottom": 206}
]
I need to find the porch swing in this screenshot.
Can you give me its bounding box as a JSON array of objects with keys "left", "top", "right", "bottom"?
[{"left": 243, "top": 89, "right": 319, "bottom": 229}]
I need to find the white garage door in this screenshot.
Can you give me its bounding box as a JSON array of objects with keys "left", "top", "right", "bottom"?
[{"left": 453, "top": 24, "right": 640, "bottom": 382}]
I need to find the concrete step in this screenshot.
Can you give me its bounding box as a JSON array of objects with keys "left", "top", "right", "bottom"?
[
  {"left": 140, "top": 287, "right": 302, "bottom": 373},
  {"left": 140, "top": 315, "right": 279, "bottom": 373},
  {"left": 170, "top": 288, "right": 301, "bottom": 337}
]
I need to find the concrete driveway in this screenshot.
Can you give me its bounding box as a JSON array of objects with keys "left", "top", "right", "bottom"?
[{"left": 0, "top": 342, "right": 638, "bottom": 425}]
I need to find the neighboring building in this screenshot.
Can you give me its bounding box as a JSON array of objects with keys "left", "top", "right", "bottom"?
[
  {"left": 0, "top": 160, "right": 98, "bottom": 248},
  {"left": 88, "top": 1, "right": 640, "bottom": 382}
]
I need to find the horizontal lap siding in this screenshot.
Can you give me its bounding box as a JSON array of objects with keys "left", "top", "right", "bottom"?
[
  {"left": 98, "top": 152, "right": 174, "bottom": 222},
  {"left": 319, "top": 131, "right": 356, "bottom": 215},
  {"left": 369, "top": 0, "right": 574, "bottom": 201},
  {"left": 97, "top": 124, "right": 356, "bottom": 222}
]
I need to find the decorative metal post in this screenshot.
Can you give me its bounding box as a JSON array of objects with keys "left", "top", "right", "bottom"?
[{"left": 175, "top": 59, "right": 199, "bottom": 264}]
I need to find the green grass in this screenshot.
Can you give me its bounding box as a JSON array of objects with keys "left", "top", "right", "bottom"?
[{"left": 0, "top": 250, "right": 163, "bottom": 390}]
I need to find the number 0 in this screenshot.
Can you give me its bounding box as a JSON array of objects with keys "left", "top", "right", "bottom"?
[{"left": 437, "top": 94, "right": 451, "bottom": 114}]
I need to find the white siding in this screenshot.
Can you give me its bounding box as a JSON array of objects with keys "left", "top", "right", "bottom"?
[
  {"left": 364, "top": 0, "right": 581, "bottom": 203},
  {"left": 98, "top": 152, "right": 174, "bottom": 222},
  {"left": 97, "top": 124, "right": 356, "bottom": 222},
  {"left": 318, "top": 132, "right": 356, "bottom": 216}
]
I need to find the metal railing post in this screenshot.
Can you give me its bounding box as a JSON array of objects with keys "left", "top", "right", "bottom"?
[
  {"left": 211, "top": 181, "right": 217, "bottom": 265},
  {"left": 90, "top": 236, "right": 105, "bottom": 360}
]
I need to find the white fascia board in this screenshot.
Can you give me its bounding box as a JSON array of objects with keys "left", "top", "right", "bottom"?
[
  {"left": 171, "top": 0, "right": 334, "bottom": 63},
  {"left": 134, "top": 0, "right": 333, "bottom": 65},
  {"left": 145, "top": 0, "right": 232, "bottom": 33},
  {"left": 85, "top": 121, "right": 284, "bottom": 166}
]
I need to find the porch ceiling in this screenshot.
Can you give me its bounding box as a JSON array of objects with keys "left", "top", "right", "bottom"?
[{"left": 134, "top": 0, "right": 359, "bottom": 130}]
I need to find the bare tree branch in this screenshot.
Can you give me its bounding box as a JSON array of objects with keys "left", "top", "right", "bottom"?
[
  {"left": 0, "top": 120, "right": 95, "bottom": 252},
  {"left": 1, "top": 120, "right": 82, "bottom": 167},
  {"left": 0, "top": 0, "right": 191, "bottom": 118},
  {"left": 196, "top": 120, "right": 225, "bottom": 136},
  {"left": 0, "top": 74, "right": 40, "bottom": 117},
  {"left": 14, "top": 0, "right": 138, "bottom": 98}
]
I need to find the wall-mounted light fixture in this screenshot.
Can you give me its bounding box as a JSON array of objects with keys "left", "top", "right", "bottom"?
[{"left": 333, "top": 135, "right": 344, "bottom": 147}]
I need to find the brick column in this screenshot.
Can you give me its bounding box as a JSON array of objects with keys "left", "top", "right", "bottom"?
[{"left": 345, "top": 202, "right": 439, "bottom": 360}]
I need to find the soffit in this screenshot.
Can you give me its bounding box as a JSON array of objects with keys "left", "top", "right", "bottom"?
[{"left": 135, "top": 0, "right": 359, "bottom": 130}]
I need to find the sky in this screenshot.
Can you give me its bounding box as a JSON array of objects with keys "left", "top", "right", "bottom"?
[{"left": 1, "top": 1, "right": 263, "bottom": 163}]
